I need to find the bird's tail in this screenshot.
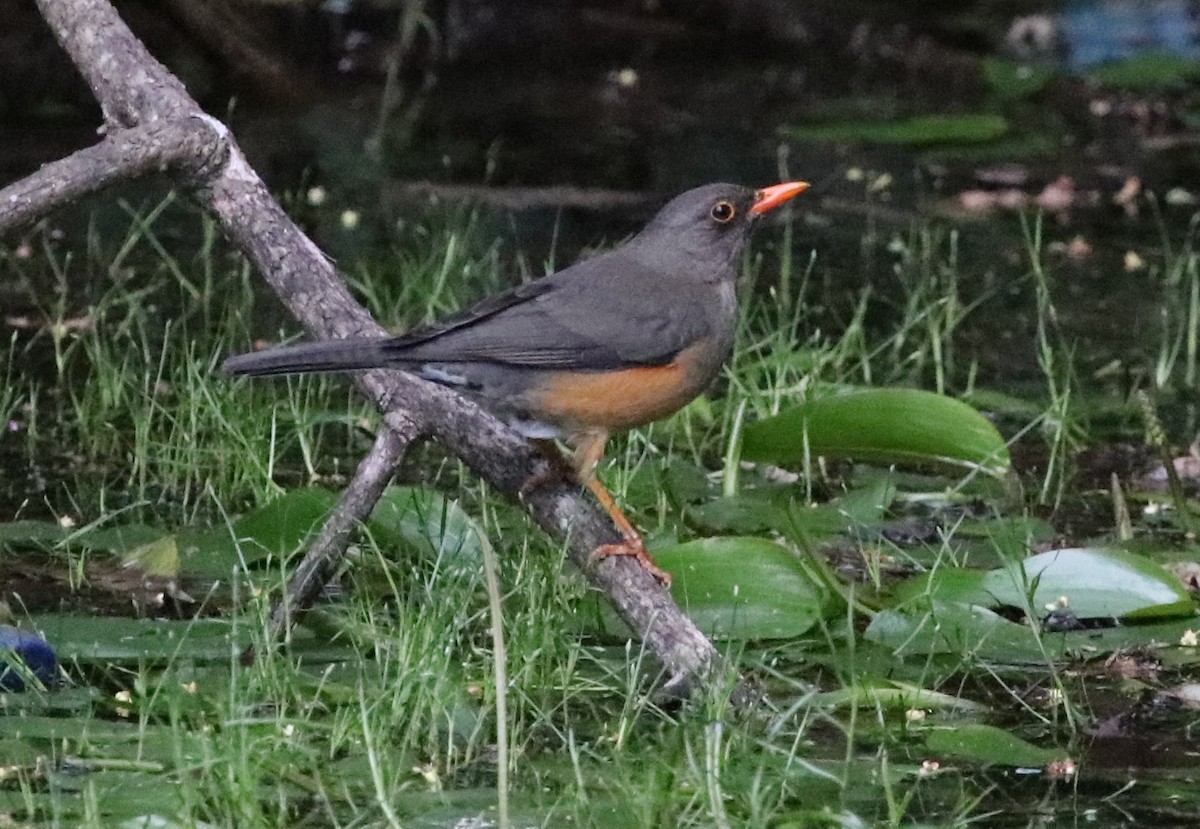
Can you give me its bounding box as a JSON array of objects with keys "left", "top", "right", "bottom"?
[{"left": 222, "top": 338, "right": 393, "bottom": 377}]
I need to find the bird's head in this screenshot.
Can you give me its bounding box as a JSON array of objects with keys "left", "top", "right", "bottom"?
[{"left": 634, "top": 181, "right": 810, "bottom": 275}]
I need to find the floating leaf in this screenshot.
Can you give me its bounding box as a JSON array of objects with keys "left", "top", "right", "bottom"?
[
  {"left": 813, "top": 680, "right": 987, "bottom": 713},
  {"left": 180, "top": 488, "right": 337, "bottom": 578},
  {"left": 923, "top": 723, "right": 1063, "bottom": 768},
  {"left": 121, "top": 536, "right": 179, "bottom": 578},
  {"left": 30, "top": 615, "right": 238, "bottom": 662},
  {"left": 73, "top": 524, "right": 165, "bottom": 554},
  {"left": 652, "top": 537, "right": 829, "bottom": 639},
  {"left": 687, "top": 490, "right": 791, "bottom": 534},
  {"left": 1089, "top": 52, "right": 1200, "bottom": 91},
  {"left": 865, "top": 602, "right": 1047, "bottom": 663},
  {"left": 780, "top": 114, "right": 1008, "bottom": 146},
  {"left": 869, "top": 600, "right": 1200, "bottom": 664},
  {"left": 984, "top": 547, "right": 1193, "bottom": 620},
  {"left": 983, "top": 58, "right": 1055, "bottom": 101},
  {"left": 0, "top": 520, "right": 70, "bottom": 548},
  {"left": 366, "top": 486, "right": 483, "bottom": 568},
  {"left": 891, "top": 547, "right": 1193, "bottom": 620},
  {"left": 743, "top": 388, "right": 1011, "bottom": 478}
]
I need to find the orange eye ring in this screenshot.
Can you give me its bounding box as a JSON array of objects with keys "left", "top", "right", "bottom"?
[{"left": 710, "top": 201, "right": 736, "bottom": 223}]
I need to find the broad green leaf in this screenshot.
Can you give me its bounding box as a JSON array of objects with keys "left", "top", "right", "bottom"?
[
  {"left": 742, "top": 388, "right": 1011, "bottom": 478},
  {"left": 832, "top": 474, "right": 896, "bottom": 526},
  {"left": 179, "top": 488, "right": 337, "bottom": 578},
  {"left": 813, "top": 680, "right": 987, "bottom": 713},
  {"left": 780, "top": 114, "right": 1008, "bottom": 146},
  {"left": 923, "top": 723, "right": 1063, "bottom": 768},
  {"left": 865, "top": 602, "right": 1048, "bottom": 663},
  {"left": 983, "top": 58, "right": 1055, "bottom": 101},
  {"left": 1089, "top": 52, "right": 1200, "bottom": 91},
  {"left": 30, "top": 615, "right": 239, "bottom": 662},
  {"left": 953, "top": 515, "right": 1057, "bottom": 545},
  {"left": 72, "top": 524, "right": 165, "bottom": 554},
  {"left": 887, "top": 568, "right": 993, "bottom": 609},
  {"left": 690, "top": 476, "right": 894, "bottom": 538},
  {"left": 0, "top": 521, "right": 162, "bottom": 555},
  {"left": 121, "top": 536, "right": 179, "bottom": 578},
  {"left": 687, "top": 490, "right": 791, "bottom": 534},
  {"left": 653, "top": 537, "right": 829, "bottom": 639},
  {"left": 0, "top": 520, "right": 69, "bottom": 547},
  {"left": 366, "top": 485, "right": 483, "bottom": 567},
  {"left": 892, "top": 547, "right": 1193, "bottom": 620},
  {"left": 982, "top": 547, "right": 1194, "bottom": 620},
  {"left": 869, "top": 601, "right": 1200, "bottom": 664}
]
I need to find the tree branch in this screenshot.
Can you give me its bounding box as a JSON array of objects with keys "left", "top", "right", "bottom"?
[
  {"left": 12, "top": 0, "right": 733, "bottom": 694},
  {"left": 267, "top": 416, "right": 417, "bottom": 641},
  {"left": 0, "top": 118, "right": 223, "bottom": 235}
]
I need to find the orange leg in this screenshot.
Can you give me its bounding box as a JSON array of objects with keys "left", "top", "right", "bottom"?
[{"left": 571, "top": 430, "right": 672, "bottom": 588}]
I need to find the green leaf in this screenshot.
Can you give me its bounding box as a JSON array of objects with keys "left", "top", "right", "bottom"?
[
  {"left": 780, "top": 114, "right": 1008, "bottom": 146},
  {"left": 687, "top": 491, "right": 790, "bottom": 534},
  {"left": 0, "top": 520, "right": 69, "bottom": 548},
  {"left": 983, "top": 58, "right": 1055, "bottom": 101},
  {"left": 892, "top": 547, "right": 1193, "bottom": 620},
  {"left": 868, "top": 601, "right": 1200, "bottom": 665},
  {"left": 923, "top": 723, "right": 1063, "bottom": 768},
  {"left": 366, "top": 486, "right": 483, "bottom": 568},
  {"left": 742, "top": 388, "right": 1011, "bottom": 478},
  {"left": 180, "top": 488, "right": 337, "bottom": 578},
  {"left": 983, "top": 547, "right": 1194, "bottom": 620},
  {"left": 865, "top": 601, "right": 1048, "bottom": 662},
  {"left": 120, "top": 536, "right": 179, "bottom": 578},
  {"left": 30, "top": 615, "right": 239, "bottom": 662},
  {"left": 1089, "top": 52, "right": 1200, "bottom": 91},
  {"left": 653, "top": 537, "right": 830, "bottom": 639},
  {"left": 813, "top": 680, "right": 987, "bottom": 713}
]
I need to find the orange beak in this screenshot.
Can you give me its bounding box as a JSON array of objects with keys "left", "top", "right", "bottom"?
[{"left": 749, "top": 181, "right": 810, "bottom": 216}]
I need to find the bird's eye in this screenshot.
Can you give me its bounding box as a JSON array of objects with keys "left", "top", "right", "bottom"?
[{"left": 710, "top": 201, "right": 736, "bottom": 223}]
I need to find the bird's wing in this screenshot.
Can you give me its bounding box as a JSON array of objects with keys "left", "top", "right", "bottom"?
[{"left": 385, "top": 251, "right": 709, "bottom": 371}]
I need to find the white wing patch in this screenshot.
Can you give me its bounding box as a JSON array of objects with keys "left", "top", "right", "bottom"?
[
  {"left": 509, "top": 419, "right": 562, "bottom": 439},
  {"left": 418, "top": 365, "right": 470, "bottom": 386}
]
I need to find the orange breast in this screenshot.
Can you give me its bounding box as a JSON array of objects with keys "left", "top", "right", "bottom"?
[{"left": 526, "top": 342, "right": 717, "bottom": 432}]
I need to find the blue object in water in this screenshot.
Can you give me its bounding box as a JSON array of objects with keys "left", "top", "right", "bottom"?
[
  {"left": 0, "top": 625, "right": 58, "bottom": 691},
  {"left": 1062, "top": 0, "right": 1200, "bottom": 68}
]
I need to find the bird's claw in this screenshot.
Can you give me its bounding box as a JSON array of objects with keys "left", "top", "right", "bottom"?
[{"left": 590, "top": 536, "right": 672, "bottom": 588}]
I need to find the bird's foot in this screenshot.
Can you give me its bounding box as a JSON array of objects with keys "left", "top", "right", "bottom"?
[
  {"left": 519, "top": 439, "right": 577, "bottom": 496},
  {"left": 591, "top": 536, "right": 673, "bottom": 588}
]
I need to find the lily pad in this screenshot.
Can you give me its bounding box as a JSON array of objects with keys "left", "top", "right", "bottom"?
[
  {"left": 985, "top": 547, "right": 1194, "bottom": 620},
  {"left": 30, "top": 615, "right": 239, "bottom": 662},
  {"left": 923, "top": 723, "right": 1063, "bottom": 768},
  {"left": 179, "top": 488, "right": 337, "bottom": 578},
  {"left": 865, "top": 601, "right": 1048, "bottom": 663},
  {"left": 652, "top": 537, "right": 830, "bottom": 639},
  {"left": 1089, "top": 52, "right": 1200, "bottom": 91},
  {"left": 780, "top": 114, "right": 1008, "bottom": 146},
  {"left": 742, "top": 388, "right": 1011, "bottom": 478},
  {"left": 366, "top": 486, "right": 483, "bottom": 568},
  {"left": 813, "top": 680, "right": 987, "bottom": 713},
  {"left": 983, "top": 58, "right": 1055, "bottom": 101},
  {"left": 891, "top": 547, "right": 1194, "bottom": 620}
]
